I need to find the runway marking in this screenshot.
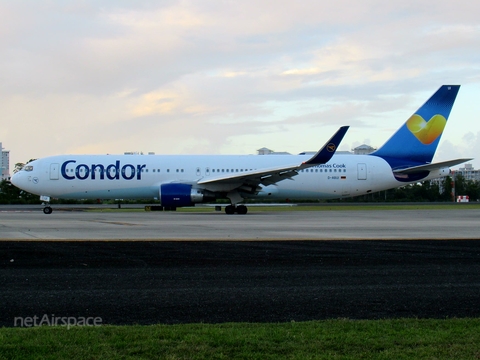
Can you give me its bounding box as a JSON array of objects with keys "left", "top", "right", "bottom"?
[{"left": 89, "top": 220, "right": 140, "bottom": 226}]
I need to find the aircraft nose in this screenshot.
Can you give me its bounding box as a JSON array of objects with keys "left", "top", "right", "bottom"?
[
  {"left": 10, "top": 171, "right": 25, "bottom": 188},
  {"left": 10, "top": 172, "right": 19, "bottom": 186}
]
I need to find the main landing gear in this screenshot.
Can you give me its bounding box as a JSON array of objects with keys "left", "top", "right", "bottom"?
[
  {"left": 225, "top": 190, "right": 248, "bottom": 215},
  {"left": 225, "top": 204, "right": 248, "bottom": 215}
]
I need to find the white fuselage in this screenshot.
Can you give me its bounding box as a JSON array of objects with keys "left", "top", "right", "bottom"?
[{"left": 11, "top": 153, "right": 447, "bottom": 203}]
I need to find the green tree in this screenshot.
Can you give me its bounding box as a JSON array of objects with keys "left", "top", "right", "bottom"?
[
  {"left": 441, "top": 176, "right": 454, "bottom": 201},
  {"left": 464, "top": 180, "right": 480, "bottom": 201},
  {"left": 453, "top": 173, "right": 466, "bottom": 198},
  {"left": 13, "top": 162, "right": 25, "bottom": 174},
  {"left": 416, "top": 180, "right": 441, "bottom": 202},
  {"left": 0, "top": 179, "right": 40, "bottom": 204}
]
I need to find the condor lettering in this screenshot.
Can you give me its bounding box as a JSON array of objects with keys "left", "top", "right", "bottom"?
[{"left": 61, "top": 160, "right": 146, "bottom": 180}]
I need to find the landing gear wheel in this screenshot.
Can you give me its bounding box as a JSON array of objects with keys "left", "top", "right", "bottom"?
[
  {"left": 225, "top": 205, "right": 248, "bottom": 215},
  {"left": 236, "top": 205, "right": 248, "bottom": 215},
  {"left": 43, "top": 206, "right": 53, "bottom": 215}
]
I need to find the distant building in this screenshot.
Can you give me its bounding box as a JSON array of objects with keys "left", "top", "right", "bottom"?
[
  {"left": 257, "top": 147, "right": 291, "bottom": 155},
  {"left": 258, "top": 147, "right": 352, "bottom": 156},
  {"left": 123, "top": 151, "right": 156, "bottom": 155},
  {"left": 1, "top": 142, "right": 10, "bottom": 181},
  {"left": 257, "top": 147, "right": 273, "bottom": 155},
  {"left": 453, "top": 163, "right": 480, "bottom": 182},
  {"left": 352, "top": 144, "right": 376, "bottom": 155},
  {"left": 430, "top": 163, "right": 480, "bottom": 195}
]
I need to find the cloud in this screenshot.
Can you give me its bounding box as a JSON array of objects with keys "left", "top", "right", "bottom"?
[{"left": 1, "top": 0, "right": 480, "bottom": 170}]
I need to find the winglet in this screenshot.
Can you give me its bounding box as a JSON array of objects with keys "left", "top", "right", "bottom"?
[{"left": 303, "top": 126, "right": 349, "bottom": 165}]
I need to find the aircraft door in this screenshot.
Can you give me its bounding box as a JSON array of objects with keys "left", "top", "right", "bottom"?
[
  {"left": 50, "top": 163, "right": 59, "bottom": 180},
  {"left": 205, "top": 167, "right": 210, "bottom": 176},
  {"left": 357, "top": 163, "right": 367, "bottom": 180}
]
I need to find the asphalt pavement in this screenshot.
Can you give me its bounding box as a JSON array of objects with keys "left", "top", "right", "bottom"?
[{"left": 2, "top": 240, "right": 480, "bottom": 327}]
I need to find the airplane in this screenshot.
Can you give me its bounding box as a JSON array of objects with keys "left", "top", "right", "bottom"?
[{"left": 11, "top": 85, "right": 472, "bottom": 215}]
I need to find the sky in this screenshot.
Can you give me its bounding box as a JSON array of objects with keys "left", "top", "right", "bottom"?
[{"left": 1, "top": 0, "right": 480, "bottom": 172}]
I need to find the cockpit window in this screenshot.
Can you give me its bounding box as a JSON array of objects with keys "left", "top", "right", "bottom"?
[{"left": 24, "top": 165, "right": 34, "bottom": 172}]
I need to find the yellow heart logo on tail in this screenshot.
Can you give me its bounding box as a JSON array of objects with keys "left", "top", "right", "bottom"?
[{"left": 406, "top": 114, "right": 447, "bottom": 145}]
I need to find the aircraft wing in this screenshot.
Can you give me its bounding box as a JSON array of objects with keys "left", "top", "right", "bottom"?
[
  {"left": 393, "top": 158, "right": 473, "bottom": 175},
  {"left": 197, "top": 126, "right": 349, "bottom": 192}
]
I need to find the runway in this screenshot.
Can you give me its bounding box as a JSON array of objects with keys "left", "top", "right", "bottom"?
[
  {"left": 2, "top": 207, "right": 480, "bottom": 327},
  {"left": 1, "top": 206, "right": 480, "bottom": 240}
]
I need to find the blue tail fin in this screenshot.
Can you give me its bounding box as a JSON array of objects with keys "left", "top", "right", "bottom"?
[{"left": 371, "top": 85, "right": 460, "bottom": 169}]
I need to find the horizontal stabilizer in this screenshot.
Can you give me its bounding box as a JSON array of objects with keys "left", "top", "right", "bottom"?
[{"left": 393, "top": 158, "right": 473, "bottom": 174}]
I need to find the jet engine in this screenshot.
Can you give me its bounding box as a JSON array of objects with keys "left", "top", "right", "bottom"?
[{"left": 159, "top": 183, "right": 216, "bottom": 207}]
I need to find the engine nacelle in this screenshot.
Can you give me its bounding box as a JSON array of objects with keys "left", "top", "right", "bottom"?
[
  {"left": 439, "top": 167, "right": 450, "bottom": 176},
  {"left": 159, "top": 184, "right": 215, "bottom": 207}
]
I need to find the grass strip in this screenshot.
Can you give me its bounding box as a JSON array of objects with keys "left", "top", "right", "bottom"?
[{"left": 1, "top": 318, "right": 480, "bottom": 359}]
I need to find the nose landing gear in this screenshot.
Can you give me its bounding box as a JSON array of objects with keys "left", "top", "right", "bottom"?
[{"left": 40, "top": 195, "right": 53, "bottom": 215}]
